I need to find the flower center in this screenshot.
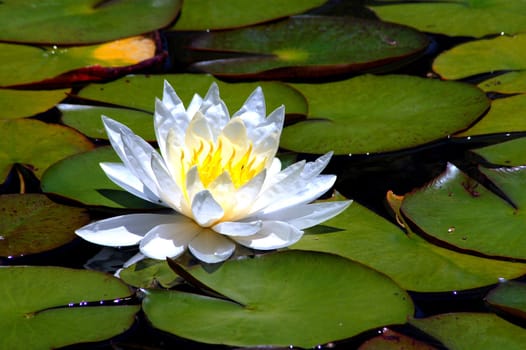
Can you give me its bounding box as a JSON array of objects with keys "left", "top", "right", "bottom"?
[{"left": 189, "top": 139, "right": 265, "bottom": 189}]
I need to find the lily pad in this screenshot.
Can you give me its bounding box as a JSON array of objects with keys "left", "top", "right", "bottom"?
[
  {"left": 455, "top": 95, "right": 526, "bottom": 137},
  {"left": 41, "top": 146, "right": 158, "bottom": 209},
  {"left": 0, "top": 88, "right": 69, "bottom": 120},
  {"left": 471, "top": 137, "right": 526, "bottom": 167},
  {"left": 369, "top": 1, "right": 526, "bottom": 38},
  {"left": 0, "top": 0, "right": 181, "bottom": 44},
  {"left": 358, "top": 328, "right": 438, "bottom": 350},
  {"left": 0, "top": 119, "right": 93, "bottom": 182},
  {"left": 292, "top": 199, "right": 526, "bottom": 292},
  {"left": 188, "top": 16, "right": 429, "bottom": 79},
  {"left": 0, "top": 194, "right": 89, "bottom": 258},
  {"left": 478, "top": 71, "right": 526, "bottom": 94},
  {"left": 172, "top": 0, "right": 325, "bottom": 31},
  {"left": 410, "top": 313, "right": 526, "bottom": 349},
  {"left": 143, "top": 250, "right": 413, "bottom": 348},
  {"left": 0, "top": 266, "right": 139, "bottom": 350},
  {"left": 433, "top": 34, "right": 526, "bottom": 80},
  {"left": 59, "top": 104, "right": 155, "bottom": 141},
  {"left": 74, "top": 74, "right": 307, "bottom": 116},
  {"left": 281, "top": 74, "right": 489, "bottom": 155},
  {"left": 119, "top": 258, "right": 179, "bottom": 289},
  {"left": 0, "top": 36, "right": 161, "bottom": 87},
  {"left": 485, "top": 281, "right": 526, "bottom": 320},
  {"left": 401, "top": 163, "right": 526, "bottom": 260}
]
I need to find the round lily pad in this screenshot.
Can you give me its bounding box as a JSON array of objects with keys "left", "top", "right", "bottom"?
[
  {"left": 433, "top": 34, "right": 526, "bottom": 80},
  {"left": 0, "top": 266, "right": 139, "bottom": 350},
  {"left": 292, "top": 200, "right": 526, "bottom": 292},
  {"left": 369, "top": 1, "right": 526, "bottom": 38},
  {"left": 0, "top": 88, "right": 69, "bottom": 120},
  {"left": 485, "top": 281, "right": 526, "bottom": 320},
  {"left": 281, "top": 74, "right": 489, "bottom": 155},
  {"left": 402, "top": 163, "right": 526, "bottom": 260},
  {"left": 188, "top": 16, "right": 429, "bottom": 79},
  {"left": 41, "top": 146, "right": 158, "bottom": 209},
  {"left": 171, "top": 0, "right": 325, "bottom": 31},
  {"left": 410, "top": 313, "right": 526, "bottom": 349},
  {"left": 143, "top": 250, "right": 414, "bottom": 348},
  {"left": 479, "top": 71, "right": 526, "bottom": 94},
  {"left": 0, "top": 119, "right": 93, "bottom": 182},
  {"left": 0, "top": 0, "right": 181, "bottom": 44},
  {"left": 74, "top": 74, "right": 307, "bottom": 116},
  {"left": 0, "top": 194, "right": 89, "bottom": 258}
]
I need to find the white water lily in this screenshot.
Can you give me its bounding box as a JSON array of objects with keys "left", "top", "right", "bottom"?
[{"left": 76, "top": 81, "right": 351, "bottom": 265}]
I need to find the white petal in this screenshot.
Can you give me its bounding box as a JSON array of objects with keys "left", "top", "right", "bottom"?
[
  {"left": 150, "top": 152, "right": 183, "bottom": 211},
  {"left": 102, "top": 116, "right": 132, "bottom": 162},
  {"left": 302, "top": 152, "right": 333, "bottom": 179},
  {"left": 154, "top": 98, "right": 188, "bottom": 160},
  {"left": 230, "top": 169, "right": 266, "bottom": 217},
  {"left": 139, "top": 216, "right": 202, "bottom": 260},
  {"left": 253, "top": 201, "right": 352, "bottom": 230},
  {"left": 212, "top": 220, "right": 263, "bottom": 236},
  {"left": 186, "top": 93, "right": 203, "bottom": 119},
  {"left": 232, "top": 221, "right": 303, "bottom": 250},
  {"left": 200, "top": 83, "right": 230, "bottom": 133},
  {"left": 232, "top": 86, "right": 266, "bottom": 122},
  {"left": 100, "top": 162, "right": 162, "bottom": 204},
  {"left": 188, "top": 230, "right": 235, "bottom": 263},
  {"left": 75, "top": 213, "right": 177, "bottom": 247},
  {"left": 191, "top": 190, "right": 224, "bottom": 227}
]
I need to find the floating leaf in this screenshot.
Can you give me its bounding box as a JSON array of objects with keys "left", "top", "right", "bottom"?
[
  {"left": 0, "top": 88, "right": 68, "bottom": 120},
  {"left": 0, "top": 266, "right": 139, "bottom": 350},
  {"left": 402, "top": 163, "right": 526, "bottom": 260},
  {"left": 188, "top": 16, "right": 429, "bottom": 79},
  {"left": 0, "top": 0, "right": 181, "bottom": 44},
  {"left": 471, "top": 137, "right": 526, "bottom": 167},
  {"left": 60, "top": 104, "right": 155, "bottom": 141},
  {"left": 410, "top": 313, "right": 526, "bottom": 349},
  {"left": 479, "top": 71, "right": 526, "bottom": 94},
  {"left": 358, "top": 328, "right": 438, "bottom": 350},
  {"left": 172, "top": 0, "right": 325, "bottom": 31},
  {"left": 369, "top": 1, "right": 526, "bottom": 38},
  {"left": 41, "top": 146, "right": 157, "bottom": 209},
  {"left": 456, "top": 95, "right": 526, "bottom": 137},
  {"left": 485, "top": 281, "right": 526, "bottom": 320},
  {"left": 0, "top": 36, "right": 161, "bottom": 87},
  {"left": 0, "top": 194, "right": 89, "bottom": 258},
  {"left": 74, "top": 74, "right": 307, "bottom": 116},
  {"left": 143, "top": 250, "right": 413, "bottom": 348},
  {"left": 281, "top": 74, "right": 489, "bottom": 155},
  {"left": 292, "top": 200, "right": 526, "bottom": 292},
  {"left": 119, "top": 259, "right": 179, "bottom": 289},
  {"left": 433, "top": 34, "right": 526, "bottom": 80},
  {"left": 0, "top": 119, "right": 93, "bottom": 182}
]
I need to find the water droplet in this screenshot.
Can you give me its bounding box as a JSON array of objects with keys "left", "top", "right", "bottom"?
[
  {"left": 498, "top": 277, "right": 507, "bottom": 283},
  {"left": 452, "top": 290, "right": 458, "bottom": 295},
  {"left": 0, "top": 236, "right": 4, "bottom": 240},
  {"left": 447, "top": 226, "right": 455, "bottom": 233}
]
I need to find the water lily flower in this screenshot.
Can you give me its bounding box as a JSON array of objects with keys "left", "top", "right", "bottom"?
[{"left": 76, "top": 81, "right": 351, "bottom": 265}]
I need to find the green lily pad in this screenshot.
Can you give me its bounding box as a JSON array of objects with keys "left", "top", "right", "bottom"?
[
  {"left": 401, "top": 163, "right": 526, "bottom": 260},
  {"left": 479, "top": 71, "right": 526, "bottom": 94},
  {"left": 143, "top": 250, "right": 413, "bottom": 348},
  {"left": 410, "top": 313, "right": 526, "bottom": 349},
  {"left": 456, "top": 95, "right": 526, "bottom": 137},
  {"left": 172, "top": 0, "right": 324, "bottom": 31},
  {"left": 0, "top": 0, "right": 181, "bottom": 44},
  {"left": 281, "top": 74, "right": 489, "bottom": 155},
  {"left": 0, "top": 266, "right": 139, "bottom": 350},
  {"left": 0, "top": 119, "right": 93, "bottom": 182},
  {"left": 433, "top": 34, "right": 526, "bottom": 80},
  {"left": 485, "top": 281, "right": 526, "bottom": 320},
  {"left": 0, "top": 194, "right": 89, "bottom": 258},
  {"left": 74, "top": 74, "right": 307, "bottom": 116},
  {"left": 471, "top": 137, "right": 526, "bottom": 167},
  {"left": 119, "top": 258, "right": 179, "bottom": 289},
  {"left": 292, "top": 200, "right": 526, "bottom": 292},
  {"left": 59, "top": 104, "right": 155, "bottom": 141},
  {"left": 41, "top": 146, "right": 158, "bottom": 209},
  {"left": 188, "top": 16, "right": 429, "bottom": 79},
  {"left": 0, "top": 36, "right": 161, "bottom": 87},
  {"left": 369, "top": 1, "right": 526, "bottom": 38},
  {"left": 358, "top": 328, "right": 438, "bottom": 350},
  {"left": 0, "top": 88, "right": 69, "bottom": 120}
]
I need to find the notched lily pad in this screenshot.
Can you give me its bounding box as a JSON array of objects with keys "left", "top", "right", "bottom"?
[
  {"left": 281, "top": 74, "right": 489, "bottom": 155},
  {"left": 401, "top": 163, "right": 526, "bottom": 260},
  {"left": 0, "top": 88, "right": 69, "bottom": 120},
  {"left": 0, "top": 119, "right": 94, "bottom": 183},
  {"left": 143, "top": 250, "right": 413, "bottom": 348},
  {"left": 471, "top": 137, "right": 526, "bottom": 167},
  {"left": 188, "top": 16, "right": 429, "bottom": 79},
  {"left": 0, "top": 193, "right": 89, "bottom": 258},
  {"left": 0, "top": 0, "right": 182, "bottom": 44},
  {"left": 0, "top": 266, "right": 139, "bottom": 350},
  {"left": 485, "top": 281, "right": 526, "bottom": 320}
]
